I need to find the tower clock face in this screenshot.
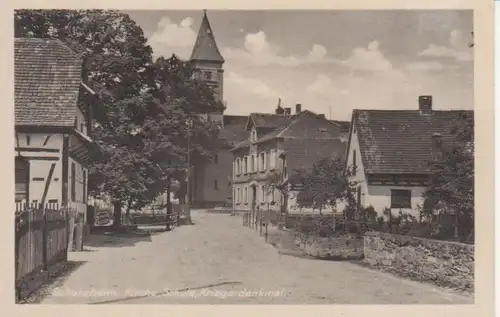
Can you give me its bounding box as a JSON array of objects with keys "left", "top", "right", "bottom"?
[{"left": 203, "top": 70, "right": 213, "bottom": 81}]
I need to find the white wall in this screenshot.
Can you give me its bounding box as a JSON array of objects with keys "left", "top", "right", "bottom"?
[
  {"left": 344, "top": 125, "right": 370, "bottom": 209},
  {"left": 75, "top": 107, "right": 88, "bottom": 136},
  {"left": 365, "top": 185, "right": 425, "bottom": 217},
  {"left": 15, "top": 133, "right": 63, "bottom": 205},
  {"left": 345, "top": 124, "right": 425, "bottom": 217},
  {"left": 68, "top": 157, "right": 89, "bottom": 220}
]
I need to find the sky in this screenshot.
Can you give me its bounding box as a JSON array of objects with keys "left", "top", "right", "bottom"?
[{"left": 125, "top": 10, "right": 473, "bottom": 121}]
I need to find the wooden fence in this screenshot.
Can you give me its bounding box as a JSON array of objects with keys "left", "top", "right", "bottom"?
[{"left": 15, "top": 205, "right": 68, "bottom": 300}]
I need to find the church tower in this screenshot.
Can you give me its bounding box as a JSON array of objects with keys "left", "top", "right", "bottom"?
[{"left": 190, "top": 10, "right": 225, "bottom": 126}]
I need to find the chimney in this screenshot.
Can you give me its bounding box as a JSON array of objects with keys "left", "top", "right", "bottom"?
[
  {"left": 284, "top": 107, "right": 291, "bottom": 116},
  {"left": 418, "top": 95, "right": 432, "bottom": 114},
  {"left": 295, "top": 103, "right": 302, "bottom": 114}
]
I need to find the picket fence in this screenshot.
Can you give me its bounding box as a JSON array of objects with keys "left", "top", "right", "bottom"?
[{"left": 15, "top": 203, "right": 69, "bottom": 300}]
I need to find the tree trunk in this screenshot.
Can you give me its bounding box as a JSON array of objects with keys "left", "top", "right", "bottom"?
[
  {"left": 454, "top": 210, "right": 460, "bottom": 239},
  {"left": 74, "top": 213, "right": 84, "bottom": 251},
  {"left": 125, "top": 198, "right": 132, "bottom": 218},
  {"left": 113, "top": 200, "right": 122, "bottom": 228},
  {"left": 166, "top": 180, "right": 172, "bottom": 231}
]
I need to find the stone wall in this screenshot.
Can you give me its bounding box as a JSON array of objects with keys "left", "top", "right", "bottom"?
[
  {"left": 297, "top": 234, "right": 364, "bottom": 260},
  {"left": 363, "top": 231, "right": 474, "bottom": 293}
]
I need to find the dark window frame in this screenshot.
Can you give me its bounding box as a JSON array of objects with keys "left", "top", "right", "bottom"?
[
  {"left": 15, "top": 157, "right": 29, "bottom": 202},
  {"left": 83, "top": 169, "right": 87, "bottom": 203},
  {"left": 71, "top": 162, "right": 76, "bottom": 202},
  {"left": 214, "top": 179, "right": 218, "bottom": 190},
  {"left": 352, "top": 149, "right": 357, "bottom": 175},
  {"left": 390, "top": 189, "right": 411, "bottom": 209}
]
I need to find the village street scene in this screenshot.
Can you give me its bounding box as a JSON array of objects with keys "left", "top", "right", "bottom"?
[{"left": 14, "top": 10, "right": 474, "bottom": 304}]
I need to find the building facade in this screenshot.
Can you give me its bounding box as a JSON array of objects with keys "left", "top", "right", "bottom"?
[
  {"left": 344, "top": 95, "right": 474, "bottom": 217},
  {"left": 14, "top": 38, "right": 97, "bottom": 220},
  {"left": 230, "top": 106, "right": 348, "bottom": 214}
]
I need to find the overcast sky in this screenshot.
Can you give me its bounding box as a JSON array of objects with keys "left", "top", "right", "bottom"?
[{"left": 126, "top": 10, "right": 473, "bottom": 121}]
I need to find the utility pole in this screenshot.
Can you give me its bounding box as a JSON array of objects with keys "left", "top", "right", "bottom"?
[
  {"left": 186, "top": 118, "right": 192, "bottom": 224},
  {"left": 156, "top": 163, "right": 172, "bottom": 231}
]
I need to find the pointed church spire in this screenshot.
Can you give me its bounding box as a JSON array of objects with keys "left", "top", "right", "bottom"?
[{"left": 190, "top": 10, "right": 225, "bottom": 62}]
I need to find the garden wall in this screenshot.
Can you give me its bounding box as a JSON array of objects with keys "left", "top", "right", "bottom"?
[
  {"left": 363, "top": 231, "right": 474, "bottom": 293},
  {"left": 297, "top": 234, "right": 364, "bottom": 260}
]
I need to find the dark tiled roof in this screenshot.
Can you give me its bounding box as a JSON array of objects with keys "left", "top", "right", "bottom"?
[
  {"left": 256, "top": 110, "right": 341, "bottom": 143},
  {"left": 15, "top": 37, "right": 82, "bottom": 127},
  {"left": 285, "top": 138, "right": 347, "bottom": 172},
  {"left": 190, "top": 11, "right": 224, "bottom": 62},
  {"left": 353, "top": 109, "right": 474, "bottom": 174},
  {"left": 330, "top": 120, "right": 350, "bottom": 133},
  {"left": 231, "top": 111, "right": 346, "bottom": 157},
  {"left": 219, "top": 115, "right": 248, "bottom": 146},
  {"left": 248, "top": 113, "right": 291, "bottom": 129},
  {"left": 223, "top": 115, "right": 247, "bottom": 126}
]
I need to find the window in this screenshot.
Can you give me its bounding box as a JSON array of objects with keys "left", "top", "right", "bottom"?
[
  {"left": 272, "top": 149, "right": 278, "bottom": 169},
  {"left": 391, "top": 189, "right": 411, "bottom": 209},
  {"left": 353, "top": 150, "right": 357, "bottom": 175},
  {"left": 71, "top": 162, "right": 76, "bottom": 202},
  {"left": 26, "top": 135, "right": 31, "bottom": 146},
  {"left": 214, "top": 180, "right": 218, "bottom": 190},
  {"left": 83, "top": 170, "right": 87, "bottom": 203},
  {"left": 236, "top": 158, "right": 240, "bottom": 175},
  {"left": 261, "top": 186, "right": 266, "bottom": 203},
  {"left": 15, "top": 157, "right": 29, "bottom": 202},
  {"left": 251, "top": 155, "right": 255, "bottom": 173},
  {"left": 214, "top": 154, "right": 218, "bottom": 164},
  {"left": 244, "top": 156, "right": 248, "bottom": 174},
  {"left": 236, "top": 188, "right": 240, "bottom": 204},
  {"left": 260, "top": 152, "right": 266, "bottom": 171},
  {"left": 357, "top": 186, "right": 361, "bottom": 209},
  {"left": 244, "top": 187, "right": 248, "bottom": 204}
]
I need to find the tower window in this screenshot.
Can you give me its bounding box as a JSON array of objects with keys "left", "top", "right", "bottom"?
[{"left": 204, "top": 71, "right": 213, "bottom": 80}]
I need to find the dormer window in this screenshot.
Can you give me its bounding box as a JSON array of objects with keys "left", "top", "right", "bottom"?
[{"left": 251, "top": 129, "right": 257, "bottom": 142}]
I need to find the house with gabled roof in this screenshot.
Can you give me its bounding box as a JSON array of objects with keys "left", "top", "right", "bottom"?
[
  {"left": 14, "top": 38, "right": 98, "bottom": 220},
  {"left": 344, "top": 95, "right": 474, "bottom": 216},
  {"left": 229, "top": 104, "right": 347, "bottom": 213}
]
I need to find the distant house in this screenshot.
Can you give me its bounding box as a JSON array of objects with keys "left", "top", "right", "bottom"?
[
  {"left": 230, "top": 104, "right": 347, "bottom": 213},
  {"left": 14, "top": 38, "right": 98, "bottom": 220},
  {"left": 344, "top": 95, "right": 474, "bottom": 216}
]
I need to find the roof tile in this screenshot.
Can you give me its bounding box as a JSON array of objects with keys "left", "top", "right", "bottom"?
[
  {"left": 353, "top": 109, "right": 474, "bottom": 174},
  {"left": 15, "top": 37, "right": 82, "bottom": 127}
]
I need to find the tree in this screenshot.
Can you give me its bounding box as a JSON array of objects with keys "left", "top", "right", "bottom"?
[
  {"left": 267, "top": 155, "right": 360, "bottom": 233},
  {"left": 15, "top": 10, "right": 155, "bottom": 226},
  {"left": 422, "top": 112, "right": 474, "bottom": 241},
  {"left": 295, "top": 156, "right": 359, "bottom": 222},
  {"left": 15, "top": 10, "right": 227, "bottom": 228}
]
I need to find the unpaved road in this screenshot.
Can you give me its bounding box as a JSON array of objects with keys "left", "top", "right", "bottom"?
[{"left": 39, "top": 210, "right": 473, "bottom": 304}]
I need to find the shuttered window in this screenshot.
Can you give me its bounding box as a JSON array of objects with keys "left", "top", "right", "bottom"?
[
  {"left": 15, "top": 157, "right": 29, "bottom": 202},
  {"left": 391, "top": 189, "right": 411, "bottom": 209}
]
